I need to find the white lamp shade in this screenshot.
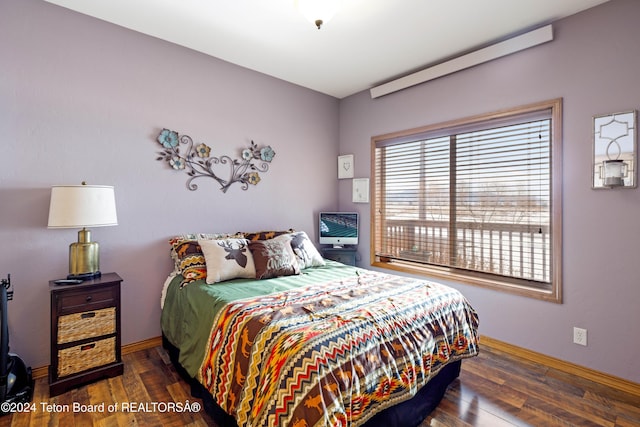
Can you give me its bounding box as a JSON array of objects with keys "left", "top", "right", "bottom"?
[{"left": 48, "top": 185, "right": 118, "bottom": 228}]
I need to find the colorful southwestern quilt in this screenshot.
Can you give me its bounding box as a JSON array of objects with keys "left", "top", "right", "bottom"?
[{"left": 198, "top": 269, "right": 479, "bottom": 427}]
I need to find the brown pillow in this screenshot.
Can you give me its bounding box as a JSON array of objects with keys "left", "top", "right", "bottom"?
[
  {"left": 240, "top": 229, "right": 295, "bottom": 241},
  {"left": 248, "top": 239, "right": 300, "bottom": 280}
]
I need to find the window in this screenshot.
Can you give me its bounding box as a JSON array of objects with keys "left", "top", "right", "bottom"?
[{"left": 371, "top": 99, "right": 562, "bottom": 302}]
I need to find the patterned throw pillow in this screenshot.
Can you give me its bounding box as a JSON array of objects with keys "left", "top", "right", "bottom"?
[
  {"left": 172, "top": 241, "right": 207, "bottom": 286},
  {"left": 169, "top": 233, "right": 243, "bottom": 287},
  {"left": 290, "top": 231, "right": 326, "bottom": 269},
  {"left": 275, "top": 231, "right": 325, "bottom": 269},
  {"left": 240, "top": 229, "right": 295, "bottom": 241},
  {"left": 199, "top": 238, "right": 256, "bottom": 284},
  {"left": 248, "top": 239, "right": 300, "bottom": 280}
]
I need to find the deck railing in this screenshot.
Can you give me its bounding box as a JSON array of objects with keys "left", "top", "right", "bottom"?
[{"left": 379, "top": 218, "right": 550, "bottom": 282}]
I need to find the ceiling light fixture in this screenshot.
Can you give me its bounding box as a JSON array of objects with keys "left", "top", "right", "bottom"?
[{"left": 297, "top": 0, "right": 342, "bottom": 29}]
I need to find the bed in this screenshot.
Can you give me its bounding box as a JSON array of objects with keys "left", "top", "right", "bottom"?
[{"left": 161, "top": 231, "right": 479, "bottom": 427}]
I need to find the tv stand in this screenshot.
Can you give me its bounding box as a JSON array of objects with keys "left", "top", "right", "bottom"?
[{"left": 322, "top": 246, "right": 357, "bottom": 266}]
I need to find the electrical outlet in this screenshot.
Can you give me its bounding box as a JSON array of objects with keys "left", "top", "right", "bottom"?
[{"left": 573, "top": 327, "right": 587, "bottom": 346}]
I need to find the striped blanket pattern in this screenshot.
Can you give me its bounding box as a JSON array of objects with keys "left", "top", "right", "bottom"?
[{"left": 199, "top": 270, "right": 479, "bottom": 427}]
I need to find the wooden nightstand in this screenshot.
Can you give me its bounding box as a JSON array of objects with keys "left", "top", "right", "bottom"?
[
  {"left": 49, "top": 273, "right": 124, "bottom": 397},
  {"left": 322, "top": 247, "right": 358, "bottom": 266}
]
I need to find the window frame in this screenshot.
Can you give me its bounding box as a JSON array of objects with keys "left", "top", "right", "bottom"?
[{"left": 370, "top": 98, "right": 563, "bottom": 303}]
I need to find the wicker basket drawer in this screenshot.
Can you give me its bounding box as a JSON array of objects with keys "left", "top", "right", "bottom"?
[
  {"left": 58, "top": 307, "right": 116, "bottom": 344},
  {"left": 58, "top": 336, "right": 116, "bottom": 377}
]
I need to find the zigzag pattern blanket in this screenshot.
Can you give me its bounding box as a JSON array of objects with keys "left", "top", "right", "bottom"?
[{"left": 198, "top": 269, "right": 479, "bottom": 427}]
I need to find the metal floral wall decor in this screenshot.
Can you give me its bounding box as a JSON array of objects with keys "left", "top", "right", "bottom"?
[{"left": 155, "top": 129, "right": 276, "bottom": 193}]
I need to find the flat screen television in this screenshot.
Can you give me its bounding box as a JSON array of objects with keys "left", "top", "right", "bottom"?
[{"left": 319, "top": 212, "right": 359, "bottom": 247}]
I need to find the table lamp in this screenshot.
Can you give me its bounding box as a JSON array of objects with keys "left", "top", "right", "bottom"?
[{"left": 47, "top": 183, "right": 118, "bottom": 280}]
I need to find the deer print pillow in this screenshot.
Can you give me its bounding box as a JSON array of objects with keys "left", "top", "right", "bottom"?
[
  {"left": 276, "top": 231, "right": 325, "bottom": 270},
  {"left": 199, "top": 238, "right": 256, "bottom": 284},
  {"left": 169, "top": 233, "right": 244, "bottom": 286}
]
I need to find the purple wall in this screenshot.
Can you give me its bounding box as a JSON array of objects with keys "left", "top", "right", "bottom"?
[
  {"left": 1, "top": 0, "right": 339, "bottom": 369},
  {"left": 2, "top": 0, "right": 638, "bottom": 385},
  {"left": 338, "top": 0, "right": 640, "bottom": 382}
]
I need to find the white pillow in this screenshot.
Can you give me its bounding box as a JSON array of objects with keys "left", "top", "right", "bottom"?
[
  {"left": 276, "top": 231, "right": 325, "bottom": 269},
  {"left": 198, "top": 238, "right": 256, "bottom": 283}
]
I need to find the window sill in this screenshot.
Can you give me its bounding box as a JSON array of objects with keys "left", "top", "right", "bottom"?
[{"left": 371, "top": 259, "right": 561, "bottom": 303}]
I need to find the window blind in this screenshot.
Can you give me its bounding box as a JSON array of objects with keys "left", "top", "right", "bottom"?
[{"left": 374, "top": 112, "right": 552, "bottom": 287}]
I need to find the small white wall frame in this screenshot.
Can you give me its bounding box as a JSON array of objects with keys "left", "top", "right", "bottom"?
[
  {"left": 352, "top": 178, "right": 369, "bottom": 203},
  {"left": 338, "top": 154, "right": 354, "bottom": 179}
]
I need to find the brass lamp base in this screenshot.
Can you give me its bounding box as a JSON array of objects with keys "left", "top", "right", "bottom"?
[{"left": 68, "top": 228, "right": 101, "bottom": 280}]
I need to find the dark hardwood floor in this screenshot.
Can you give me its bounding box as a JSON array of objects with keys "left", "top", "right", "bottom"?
[
  {"left": 423, "top": 346, "right": 640, "bottom": 427},
  {"left": 2, "top": 344, "right": 638, "bottom": 426}
]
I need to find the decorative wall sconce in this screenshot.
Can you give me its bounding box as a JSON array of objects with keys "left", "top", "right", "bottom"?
[
  {"left": 156, "top": 129, "right": 275, "bottom": 193},
  {"left": 592, "top": 110, "right": 637, "bottom": 189}
]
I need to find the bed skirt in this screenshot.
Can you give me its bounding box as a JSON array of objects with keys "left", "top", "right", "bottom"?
[{"left": 162, "top": 335, "right": 460, "bottom": 427}]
